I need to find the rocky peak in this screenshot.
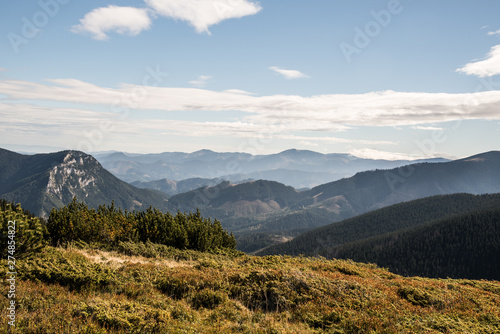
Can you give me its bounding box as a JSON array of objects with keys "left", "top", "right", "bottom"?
[{"left": 46, "top": 151, "right": 99, "bottom": 197}]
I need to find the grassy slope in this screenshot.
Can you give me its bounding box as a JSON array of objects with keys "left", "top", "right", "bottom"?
[{"left": 2, "top": 242, "right": 500, "bottom": 333}]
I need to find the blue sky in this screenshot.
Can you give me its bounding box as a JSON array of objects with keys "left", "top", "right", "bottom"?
[{"left": 1, "top": 0, "right": 500, "bottom": 159}]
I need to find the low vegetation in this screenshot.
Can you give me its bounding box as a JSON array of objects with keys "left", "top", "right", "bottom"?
[
  {"left": 47, "top": 198, "right": 236, "bottom": 252},
  {"left": 4, "top": 243, "right": 500, "bottom": 333},
  {"left": 2, "top": 201, "right": 500, "bottom": 333}
]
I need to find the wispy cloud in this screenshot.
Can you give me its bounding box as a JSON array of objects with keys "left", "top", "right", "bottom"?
[
  {"left": 0, "top": 102, "right": 391, "bottom": 154},
  {"left": 349, "top": 148, "right": 423, "bottom": 161},
  {"left": 145, "top": 0, "right": 262, "bottom": 34},
  {"left": 223, "top": 89, "right": 254, "bottom": 95},
  {"left": 488, "top": 29, "right": 500, "bottom": 36},
  {"left": 269, "top": 66, "right": 309, "bottom": 80},
  {"left": 411, "top": 126, "right": 444, "bottom": 131},
  {"left": 0, "top": 68, "right": 6, "bottom": 72},
  {"left": 456, "top": 45, "right": 500, "bottom": 77},
  {"left": 189, "top": 75, "right": 211, "bottom": 87},
  {"left": 71, "top": 6, "right": 152, "bottom": 40},
  {"left": 2, "top": 79, "right": 500, "bottom": 129}
]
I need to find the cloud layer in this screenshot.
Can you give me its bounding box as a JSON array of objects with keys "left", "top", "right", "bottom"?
[
  {"left": 2, "top": 77, "right": 500, "bottom": 156},
  {"left": 72, "top": 0, "right": 262, "bottom": 39},
  {"left": 2, "top": 78, "right": 500, "bottom": 129}
]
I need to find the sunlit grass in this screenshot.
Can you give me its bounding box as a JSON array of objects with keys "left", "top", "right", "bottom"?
[{"left": 2, "top": 243, "right": 500, "bottom": 333}]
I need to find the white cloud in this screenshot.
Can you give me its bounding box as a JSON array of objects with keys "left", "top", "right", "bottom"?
[
  {"left": 269, "top": 66, "right": 309, "bottom": 80},
  {"left": 144, "top": 0, "right": 262, "bottom": 34},
  {"left": 189, "top": 75, "right": 211, "bottom": 87},
  {"left": 488, "top": 29, "right": 500, "bottom": 36},
  {"left": 223, "top": 89, "right": 255, "bottom": 95},
  {"left": 411, "top": 126, "right": 443, "bottom": 131},
  {"left": 349, "top": 148, "right": 422, "bottom": 161},
  {"left": 71, "top": 6, "right": 152, "bottom": 40},
  {"left": 456, "top": 45, "right": 500, "bottom": 77},
  {"left": 2, "top": 79, "right": 500, "bottom": 130}
]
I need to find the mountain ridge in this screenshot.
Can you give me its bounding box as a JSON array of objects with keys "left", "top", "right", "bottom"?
[
  {"left": 0, "top": 148, "right": 170, "bottom": 217},
  {"left": 94, "top": 148, "right": 450, "bottom": 188}
]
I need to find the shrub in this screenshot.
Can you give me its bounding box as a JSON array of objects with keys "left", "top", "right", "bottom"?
[{"left": 0, "top": 201, "right": 47, "bottom": 258}]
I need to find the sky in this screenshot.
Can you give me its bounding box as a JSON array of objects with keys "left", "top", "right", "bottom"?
[{"left": 1, "top": 0, "right": 500, "bottom": 160}]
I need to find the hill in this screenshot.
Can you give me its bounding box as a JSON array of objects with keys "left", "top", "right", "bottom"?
[
  {"left": 131, "top": 177, "right": 226, "bottom": 196},
  {"left": 260, "top": 193, "right": 500, "bottom": 256},
  {"left": 167, "top": 180, "right": 301, "bottom": 220},
  {"left": 0, "top": 148, "right": 170, "bottom": 217},
  {"left": 3, "top": 203, "right": 500, "bottom": 333},
  {"left": 323, "top": 206, "right": 500, "bottom": 280},
  {"left": 303, "top": 151, "right": 500, "bottom": 212}
]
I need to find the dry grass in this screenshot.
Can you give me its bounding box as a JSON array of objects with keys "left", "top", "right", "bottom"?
[
  {"left": 70, "top": 247, "right": 192, "bottom": 270},
  {"left": 3, "top": 244, "right": 500, "bottom": 333}
]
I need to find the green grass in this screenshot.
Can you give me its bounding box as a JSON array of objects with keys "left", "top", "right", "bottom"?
[{"left": 2, "top": 242, "right": 500, "bottom": 333}]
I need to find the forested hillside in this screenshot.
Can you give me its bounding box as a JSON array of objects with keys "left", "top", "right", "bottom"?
[
  {"left": 325, "top": 206, "right": 500, "bottom": 280},
  {"left": 261, "top": 193, "right": 500, "bottom": 256},
  {"left": 261, "top": 193, "right": 500, "bottom": 280}
]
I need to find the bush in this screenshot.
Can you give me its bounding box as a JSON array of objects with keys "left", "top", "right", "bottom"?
[
  {"left": 18, "top": 247, "right": 115, "bottom": 291},
  {"left": 0, "top": 201, "right": 47, "bottom": 258}
]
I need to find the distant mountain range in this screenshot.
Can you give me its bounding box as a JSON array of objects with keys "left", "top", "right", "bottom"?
[
  {"left": 1, "top": 148, "right": 500, "bottom": 254},
  {"left": 94, "top": 149, "right": 449, "bottom": 189},
  {"left": 0, "top": 148, "right": 169, "bottom": 217}
]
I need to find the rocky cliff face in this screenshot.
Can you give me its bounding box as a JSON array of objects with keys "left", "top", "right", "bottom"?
[{"left": 46, "top": 151, "right": 97, "bottom": 198}]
